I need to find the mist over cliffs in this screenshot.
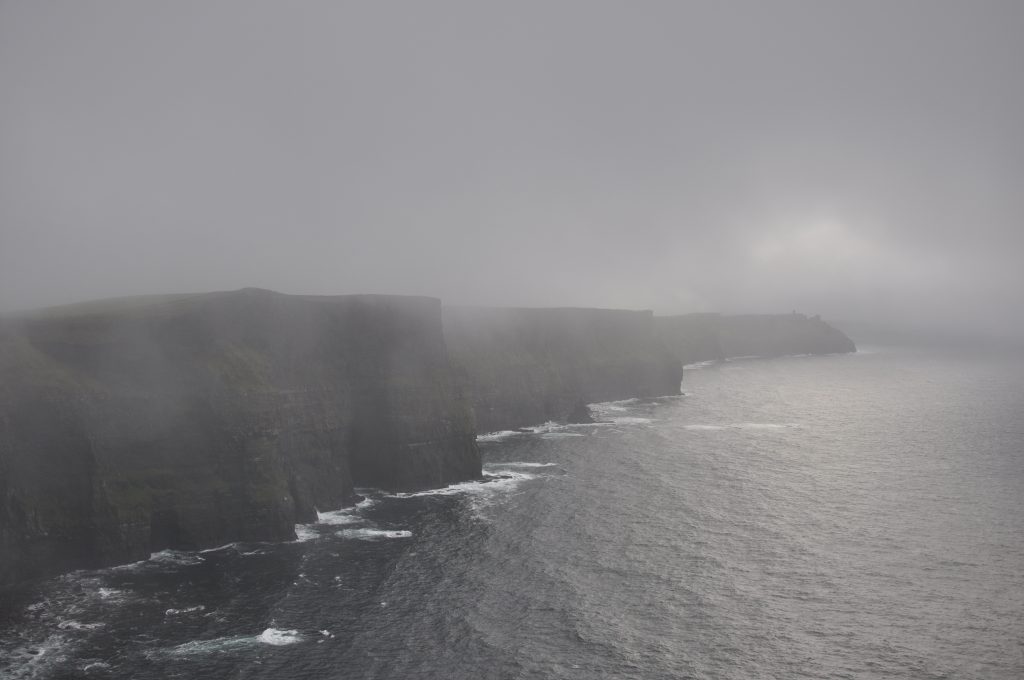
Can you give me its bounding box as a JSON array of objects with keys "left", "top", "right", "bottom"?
[
  {"left": 0, "top": 290, "right": 686, "bottom": 586},
  {"left": 0, "top": 289, "right": 479, "bottom": 585},
  {"left": 656, "top": 313, "right": 856, "bottom": 365},
  {"left": 444, "top": 306, "right": 683, "bottom": 433},
  {"left": 1, "top": 290, "right": 855, "bottom": 587}
]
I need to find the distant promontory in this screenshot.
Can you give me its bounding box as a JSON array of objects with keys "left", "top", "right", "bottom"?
[{"left": 656, "top": 312, "right": 856, "bottom": 365}]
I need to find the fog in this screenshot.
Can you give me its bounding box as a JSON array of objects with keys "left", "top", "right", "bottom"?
[{"left": 1, "top": 1, "right": 1022, "bottom": 341}]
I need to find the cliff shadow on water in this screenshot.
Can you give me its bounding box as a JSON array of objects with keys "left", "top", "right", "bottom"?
[{"left": 0, "top": 289, "right": 480, "bottom": 586}]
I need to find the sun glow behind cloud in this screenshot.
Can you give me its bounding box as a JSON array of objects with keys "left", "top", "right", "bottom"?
[
  {"left": 751, "top": 219, "right": 875, "bottom": 267},
  {"left": 748, "top": 217, "right": 945, "bottom": 287}
]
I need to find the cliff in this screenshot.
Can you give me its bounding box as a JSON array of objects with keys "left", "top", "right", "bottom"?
[
  {"left": 0, "top": 289, "right": 479, "bottom": 586},
  {"left": 443, "top": 307, "right": 683, "bottom": 433},
  {"left": 656, "top": 312, "right": 856, "bottom": 365}
]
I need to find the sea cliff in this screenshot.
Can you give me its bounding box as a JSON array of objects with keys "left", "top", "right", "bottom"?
[
  {"left": 3, "top": 294, "right": 832, "bottom": 588},
  {"left": 0, "top": 289, "right": 479, "bottom": 585},
  {"left": 443, "top": 306, "right": 683, "bottom": 433},
  {"left": 656, "top": 312, "right": 856, "bottom": 365}
]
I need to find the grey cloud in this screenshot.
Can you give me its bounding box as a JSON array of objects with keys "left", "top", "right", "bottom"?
[{"left": 1, "top": 0, "right": 1022, "bottom": 340}]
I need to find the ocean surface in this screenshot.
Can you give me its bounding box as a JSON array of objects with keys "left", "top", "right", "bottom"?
[{"left": 2, "top": 347, "right": 1023, "bottom": 679}]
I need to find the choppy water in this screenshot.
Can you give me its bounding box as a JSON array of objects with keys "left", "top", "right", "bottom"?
[{"left": 2, "top": 348, "right": 1023, "bottom": 679}]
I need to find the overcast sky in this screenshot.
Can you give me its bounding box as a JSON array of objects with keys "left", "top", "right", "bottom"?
[{"left": 1, "top": 1, "right": 1022, "bottom": 337}]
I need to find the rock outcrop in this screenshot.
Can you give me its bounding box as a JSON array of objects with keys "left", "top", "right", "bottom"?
[
  {"left": 0, "top": 289, "right": 479, "bottom": 586},
  {"left": 656, "top": 312, "right": 856, "bottom": 365},
  {"left": 443, "top": 307, "right": 683, "bottom": 433}
]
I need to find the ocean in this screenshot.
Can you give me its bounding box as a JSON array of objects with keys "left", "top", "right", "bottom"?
[{"left": 2, "top": 348, "right": 1022, "bottom": 679}]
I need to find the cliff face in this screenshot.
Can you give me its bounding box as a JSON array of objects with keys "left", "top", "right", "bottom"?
[
  {"left": 443, "top": 307, "right": 683, "bottom": 433},
  {"left": 0, "top": 289, "right": 479, "bottom": 586},
  {"left": 656, "top": 312, "right": 856, "bottom": 365}
]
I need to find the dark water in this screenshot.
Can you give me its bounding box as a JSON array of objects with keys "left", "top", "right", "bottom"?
[{"left": 3, "top": 348, "right": 1023, "bottom": 679}]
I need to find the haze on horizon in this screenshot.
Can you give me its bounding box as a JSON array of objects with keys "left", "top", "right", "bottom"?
[{"left": 1, "top": 1, "right": 1022, "bottom": 342}]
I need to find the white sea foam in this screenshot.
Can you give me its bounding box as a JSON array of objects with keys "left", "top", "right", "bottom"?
[
  {"left": 381, "top": 471, "right": 536, "bottom": 518},
  {"left": 683, "top": 422, "right": 802, "bottom": 431},
  {"left": 737, "top": 422, "right": 799, "bottom": 429},
  {"left": 587, "top": 398, "right": 640, "bottom": 413},
  {"left": 384, "top": 471, "right": 533, "bottom": 500},
  {"left": 482, "top": 415, "right": 634, "bottom": 441},
  {"left": 586, "top": 399, "right": 656, "bottom": 427},
  {"left": 354, "top": 496, "right": 377, "bottom": 511},
  {"left": 160, "top": 635, "right": 257, "bottom": 657},
  {"left": 487, "top": 462, "right": 558, "bottom": 468},
  {"left": 294, "top": 497, "right": 378, "bottom": 540},
  {"left": 600, "top": 397, "right": 640, "bottom": 406},
  {"left": 525, "top": 420, "right": 617, "bottom": 434},
  {"left": 258, "top": 628, "right": 303, "bottom": 646},
  {"left": 683, "top": 359, "right": 719, "bottom": 369},
  {"left": 149, "top": 550, "right": 204, "bottom": 566},
  {"left": 296, "top": 497, "right": 377, "bottom": 540},
  {"left": 165, "top": 605, "right": 205, "bottom": 616},
  {"left": 336, "top": 528, "right": 413, "bottom": 540},
  {"left": 315, "top": 508, "right": 363, "bottom": 526},
  {"left": 157, "top": 628, "right": 304, "bottom": 657},
  {"left": 293, "top": 524, "right": 319, "bottom": 542},
  {"left": 96, "top": 587, "right": 129, "bottom": 601},
  {"left": 521, "top": 421, "right": 564, "bottom": 434},
  {"left": 199, "top": 542, "right": 241, "bottom": 554},
  {"left": 608, "top": 416, "right": 653, "bottom": 425},
  {"left": 240, "top": 548, "right": 269, "bottom": 556},
  {"left": 56, "top": 620, "right": 104, "bottom": 631},
  {"left": 476, "top": 430, "right": 523, "bottom": 442}
]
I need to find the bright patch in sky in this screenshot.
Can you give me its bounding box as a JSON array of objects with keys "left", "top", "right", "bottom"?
[{"left": 751, "top": 220, "right": 877, "bottom": 267}]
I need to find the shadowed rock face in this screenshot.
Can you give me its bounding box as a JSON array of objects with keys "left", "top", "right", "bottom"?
[
  {"left": 443, "top": 307, "right": 683, "bottom": 434},
  {"left": 656, "top": 312, "right": 856, "bottom": 365},
  {"left": 0, "top": 289, "right": 479, "bottom": 586}
]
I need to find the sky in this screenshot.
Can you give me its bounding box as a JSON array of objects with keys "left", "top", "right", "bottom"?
[{"left": 1, "top": 1, "right": 1022, "bottom": 339}]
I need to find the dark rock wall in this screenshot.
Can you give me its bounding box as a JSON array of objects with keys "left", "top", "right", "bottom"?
[
  {"left": 443, "top": 307, "right": 683, "bottom": 433},
  {"left": 0, "top": 289, "right": 479, "bottom": 586},
  {"left": 656, "top": 312, "right": 856, "bottom": 365}
]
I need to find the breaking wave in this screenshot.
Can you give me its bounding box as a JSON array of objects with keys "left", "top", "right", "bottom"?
[
  {"left": 476, "top": 430, "right": 523, "bottom": 442},
  {"left": 149, "top": 550, "right": 204, "bottom": 567},
  {"left": 384, "top": 471, "right": 533, "bottom": 500},
  {"left": 683, "top": 422, "right": 802, "bottom": 431},
  {"left": 258, "top": 628, "right": 303, "bottom": 646},
  {"left": 315, "top": 508, "right": 363, "bottom": 526},
  {"left": 293, "top": 525, "right": 319, "bottom": 543},
  {"left": 336, "top": 528, "right": 413, "bottom": 540},
  {"left": 154, "top": 627, "right": 304, "bottom": 658},
  {"left": 683, "top": 359, "right": 719, "bottom": 369}
]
